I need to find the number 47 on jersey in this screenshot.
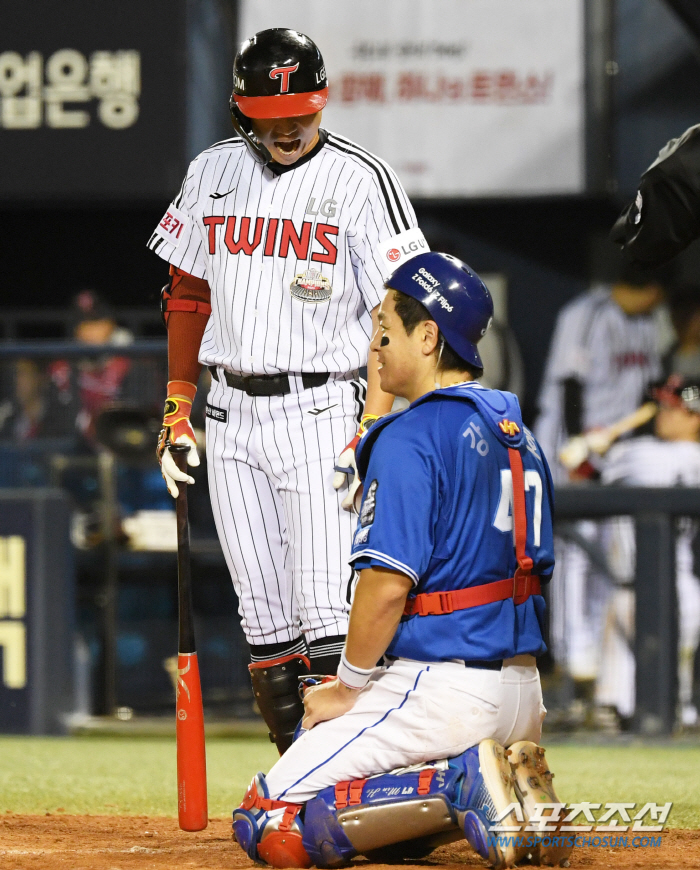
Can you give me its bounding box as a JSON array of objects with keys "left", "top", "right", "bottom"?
[{"left": 493, "top": 469, "right": 543, "bottom": 546}]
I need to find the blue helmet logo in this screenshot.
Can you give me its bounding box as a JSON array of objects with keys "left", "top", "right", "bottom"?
[{"left": 386, "top": 252, "right": 494, "bottom": 368}]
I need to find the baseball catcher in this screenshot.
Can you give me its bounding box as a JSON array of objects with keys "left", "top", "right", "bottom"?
[{"left": 231, "top": 253, "right": 572, "bottom": 869}]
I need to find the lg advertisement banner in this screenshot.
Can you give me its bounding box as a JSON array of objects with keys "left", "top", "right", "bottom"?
[{"left": 239, "top": 0, "right": 586, "bottom": 198}]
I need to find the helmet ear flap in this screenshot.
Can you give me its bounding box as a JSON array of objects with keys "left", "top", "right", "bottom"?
[{"left": 229, "top": 97, "right": 272, "bottom": 164}]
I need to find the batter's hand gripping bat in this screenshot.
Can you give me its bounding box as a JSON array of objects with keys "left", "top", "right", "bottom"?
[
  {"left": 558, "top": 401, "right": 657, "bottom": 471},
  {"left": 170, "top": 444, "right": 208, "bottom": 831}
]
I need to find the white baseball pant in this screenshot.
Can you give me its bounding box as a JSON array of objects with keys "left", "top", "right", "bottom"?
[
  {"left": 266, "top": 656, "right": 546, "bottom": 803},
  {"left": 205, "top": 370, "right": 363, "bottom": 645}
]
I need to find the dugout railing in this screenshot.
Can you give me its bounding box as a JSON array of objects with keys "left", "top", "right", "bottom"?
[{"left": 553, "top": 486, "right": 700, "bottom": 736}]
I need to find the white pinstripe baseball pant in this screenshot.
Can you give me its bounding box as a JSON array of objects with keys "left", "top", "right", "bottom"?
[{"left": 205, "top": 370, "right": 362, "bottom": 645}]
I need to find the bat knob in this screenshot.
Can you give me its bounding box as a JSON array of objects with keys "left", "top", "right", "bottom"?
[{"left": 169, "top": 442, "right": 191, "bottom": 455}]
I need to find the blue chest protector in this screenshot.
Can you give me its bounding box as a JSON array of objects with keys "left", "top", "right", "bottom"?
[{"left": 351, "top": 383, "right": 555, "bottom": 662}]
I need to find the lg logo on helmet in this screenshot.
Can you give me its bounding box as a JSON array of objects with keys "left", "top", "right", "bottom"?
[{"left": 270, "top": 63, "right": 299, "bottom": 93}]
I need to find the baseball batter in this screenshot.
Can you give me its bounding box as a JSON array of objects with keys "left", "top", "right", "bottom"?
[
  {"left": 150, "top": 29, "right": 427, "bottom": 752},
  {"left": 597, "top": 375, "right": 700, "bottom": 726},
  {"left": 232, "top": 254, "right": 571, "bottom": 870}
]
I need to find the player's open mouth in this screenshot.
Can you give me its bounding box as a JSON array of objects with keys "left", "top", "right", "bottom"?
[{"left": 275, "top": 139, "right": 301, "bottom": 155}]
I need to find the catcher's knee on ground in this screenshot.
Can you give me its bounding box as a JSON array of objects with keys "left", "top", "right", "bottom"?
[{"left": 249, "top": 654, "right": 310, "bottom": 755}]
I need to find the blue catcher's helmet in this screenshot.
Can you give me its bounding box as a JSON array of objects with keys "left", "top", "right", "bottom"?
[{"left": 386, "top": 252, "right": 494, "bottom": 368}]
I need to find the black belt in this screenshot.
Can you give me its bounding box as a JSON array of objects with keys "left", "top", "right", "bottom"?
[
  {"left": 209, "top": 366, "right": 329, "bottom": 397},
  {"left": 463, "top": 659, "right": 503, "bottom": 671}
]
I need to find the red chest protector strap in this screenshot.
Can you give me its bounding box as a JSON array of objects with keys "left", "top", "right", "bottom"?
[{"left": 403, "top": 447, "right": 539, "bottom": 618}]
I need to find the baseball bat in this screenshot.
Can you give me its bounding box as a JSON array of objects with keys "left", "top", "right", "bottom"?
[
  {"left": 559, "top": 401, "right": 657, "bottom": 470},
  {"left": 171, "top": 445, "right": 208, "bottom": 831}
]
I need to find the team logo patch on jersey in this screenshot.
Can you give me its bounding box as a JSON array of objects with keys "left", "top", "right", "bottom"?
[
  {"left": 354, "top": 525, "right": 371, "bottom": 545},
  {"left": 360, "top": 479, "right": 378, "bottom": 527},
  {"left": 290, "top": 269, "right": 332, "bottom": 303},
  {"left": 498, "top": 418, "right": 520, "bottom": 437},
  {"left": 376, "top": 228, "right": 429, "bottom": 278},
  {"left": 154, "top": 204, "right": 188, "bottom": 248},
  {"left": 206, "top": 403, "right": 227, "bottom": 423}
]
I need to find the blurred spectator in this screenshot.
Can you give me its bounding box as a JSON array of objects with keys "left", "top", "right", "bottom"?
[
  {"left": 0, "top": 358, "right": 77, "bottom": 441},
  {"left": 0, "top": 359, "right": 48, "bottom": 440},
  {"left": 664, "top": 286, "right": 700, "bottom": 380},
  {"left": 598, "top": 375, "right": 700, "bottom": 728},
  {"left": 47, "top": 290, "right": 160, "bottom": 444},
  {"left": 535, "top": 260, "right": 670, "bottom": 722}
]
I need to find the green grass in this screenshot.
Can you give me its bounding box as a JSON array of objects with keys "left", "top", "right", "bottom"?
[
  {"left": 0, "top": 736, "right": 278, "bottom": 817},
  {"left": 0, "top": 738, "right": 698, "bottom": 827},
  {"left": 544, "top": 744, "right": 700, "bottom": 829}
]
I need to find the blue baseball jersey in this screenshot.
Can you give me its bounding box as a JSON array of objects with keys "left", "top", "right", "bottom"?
[{"left": 350, "top": 382, "right": 554, "bottom": 662}]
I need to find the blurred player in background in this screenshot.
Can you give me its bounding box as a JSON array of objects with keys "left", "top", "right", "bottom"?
[
  {"left": 535, "top": 260, "right": 669, "bottom": 720},
  {"left": 598, "top": 375, "right": 700, "bottom": 727},
  {"left": 535, "top": 260, "right": 668, "bottom": 482}
]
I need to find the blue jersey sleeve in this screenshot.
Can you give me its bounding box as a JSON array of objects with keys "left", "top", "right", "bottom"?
[{"left": 350, "top": 425, "right": 441, "bottom": 585}]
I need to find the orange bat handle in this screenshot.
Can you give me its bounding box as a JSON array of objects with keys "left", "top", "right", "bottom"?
[{"left": 176, "top": 652, "right": 208, "bottom": 831}]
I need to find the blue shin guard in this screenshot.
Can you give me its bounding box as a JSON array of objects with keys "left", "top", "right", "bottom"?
[
  {"left": 235, "top": 740, "right": 526, "bottom": 869},
  {"left": 232, "top": 773, "right": 311, "bottom": 868}
]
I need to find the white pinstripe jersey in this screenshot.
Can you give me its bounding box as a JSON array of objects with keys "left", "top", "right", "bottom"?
[
  {"left": 535, "top": 286, "right": 663, "bottom": 479},
  {"left": 148, "top": 131, "right": 421, "bottom": 375}
]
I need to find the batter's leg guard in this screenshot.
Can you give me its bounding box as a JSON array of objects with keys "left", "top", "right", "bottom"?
[
  {"left": 508, "top": 741, "right": 573, "bottom": 867},
  {"left": 302, "top": 763, "right": 463, "bottom": 868},
  {"left": 450, "top": 740, "right": 528, "bottom": 869},
  {"left": 249, "top": 654, "right": 310, "bottom": 755},
  {"left": 232, "top": 772, "right": 311, "bottom": 868}
]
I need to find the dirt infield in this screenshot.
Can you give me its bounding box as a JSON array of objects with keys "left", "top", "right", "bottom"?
[{"left": 1, "top": 815, "right": 699, "bottom": 870}]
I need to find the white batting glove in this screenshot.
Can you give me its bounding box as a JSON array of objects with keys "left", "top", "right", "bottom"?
[
  {"left": 157, "top": 396, "right": 200, "bottom": 498},
  {"left": 333, "top": 436, "right": 362, "bottom": 512},
  {"left": 332, "top": 415, "right": 380, "bottom": 513},
  {"left": 160, "top": 441, "right": 199, "bottom": 498}
]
